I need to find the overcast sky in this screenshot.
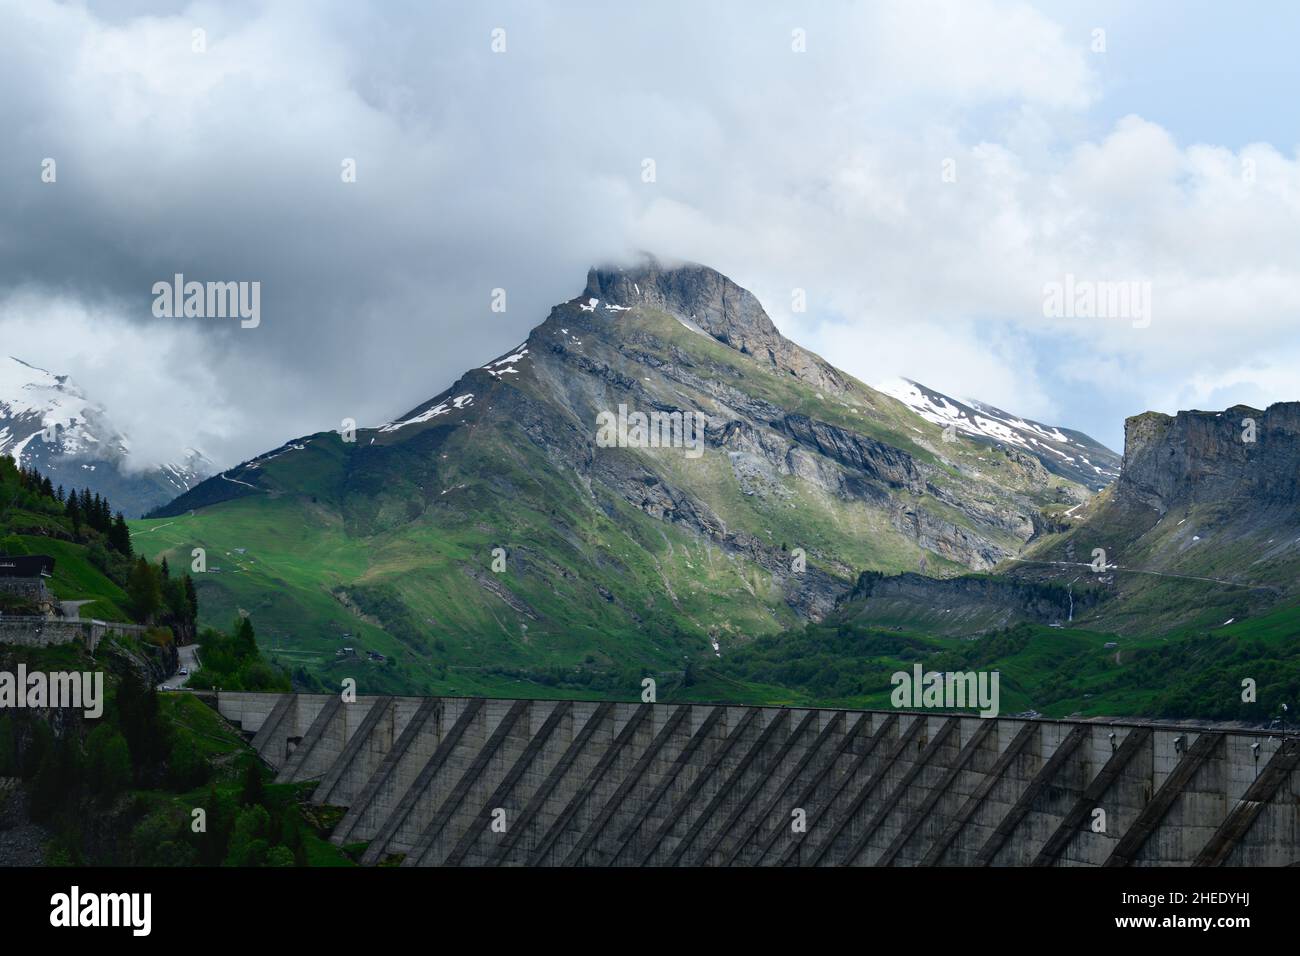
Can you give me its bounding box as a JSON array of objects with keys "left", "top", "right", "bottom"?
[{"left": 2, "top": 0, "right": 1298, "bottom": 469}]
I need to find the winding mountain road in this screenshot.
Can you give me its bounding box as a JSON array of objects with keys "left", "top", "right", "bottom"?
[{"left": 158, "top": 643, "right": 201, "bottom": 691}]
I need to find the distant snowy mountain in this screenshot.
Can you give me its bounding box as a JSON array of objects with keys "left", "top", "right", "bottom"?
[
  {"left": 877, "top": 378, "right": 1120, "bottom": 490},
  {"left": 0, "top": 356, "right": 212, "bottom": 517}
]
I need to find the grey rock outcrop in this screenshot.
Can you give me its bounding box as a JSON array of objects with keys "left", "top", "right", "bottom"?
[{"left": 1120, "top": 403, "right": 1300, "bottom": 514}]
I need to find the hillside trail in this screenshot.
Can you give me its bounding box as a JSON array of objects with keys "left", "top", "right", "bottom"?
[{"left": 1006, "top": 557, "right": 1281, "bottom": 594}]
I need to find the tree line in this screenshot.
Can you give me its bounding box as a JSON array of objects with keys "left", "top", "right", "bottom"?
[
  {"left": 7, "top": 463, "right": 132, "bottom": 554},
  {"left": 1, "top": 459, "right": 197, "bottom": 637}
]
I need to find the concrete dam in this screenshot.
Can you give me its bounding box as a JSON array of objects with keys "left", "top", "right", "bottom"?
[{"left": 215, "top": 692, "right": 1300, "bottom": 866}]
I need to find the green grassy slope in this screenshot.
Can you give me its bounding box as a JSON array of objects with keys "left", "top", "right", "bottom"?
[
  {"left": 1012, "top": 490, "right": 1296, "bottom": 638},
  {"left": 14, "top": 535, "right": 132, "bottom": 620},
  {"left": 0, "top": 459, "right": 137, "bottom": 621},
  {"left": 131, "top": 451, "right": 798, "bottom": 697},
  {"left": 682, "top": 599, "right": 1300, "bottom": 722}
]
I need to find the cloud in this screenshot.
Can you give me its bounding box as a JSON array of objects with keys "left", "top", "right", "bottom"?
[
  {"left": 0, "top": 289, "right": 240, "bottom": 468},
  {"left": 0, "top": 0, "right": 1294, "bottom": 464}
]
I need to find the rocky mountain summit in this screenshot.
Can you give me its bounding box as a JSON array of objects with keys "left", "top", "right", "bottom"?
[{"left": 583, "top": 257, "right": 848, "bottom": 393}]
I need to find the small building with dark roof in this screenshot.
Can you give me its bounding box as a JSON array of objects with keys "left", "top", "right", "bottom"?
[
  {"left": 0, "top": 555, "right": 56, "bottom": 615},
  {"left": 0, "top": 555, "right": 55, "bottom": 578}
]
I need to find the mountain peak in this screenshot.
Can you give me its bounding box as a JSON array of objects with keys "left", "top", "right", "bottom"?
[
  {"left": 584, "top": 255, "right": 778, "bottom": 347},
  {"left": 582, "top": 254, "right": 846, "bottom": 393},
  {"left": 0, "top": 355, "right": 212, "bottom": 516}
]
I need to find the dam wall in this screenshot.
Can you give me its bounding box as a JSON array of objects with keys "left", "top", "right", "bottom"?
[{"left": 215, "top": 692, "right": 1300, "bottom": 867}]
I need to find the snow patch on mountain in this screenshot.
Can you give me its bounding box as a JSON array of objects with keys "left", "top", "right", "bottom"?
[
  {"left": 379, "top": 393, "right": 475, "bottom": 433},
  {"left": 484, "top": 346, "right": 529, "bottom": 378},
  {"left": 877, "top": 377, "right": 1120, "bottom": 490}
]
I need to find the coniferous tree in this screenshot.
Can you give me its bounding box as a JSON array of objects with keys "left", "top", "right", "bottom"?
[
  {"left": 126, "top": 557, "right": 162, "bottom": 623},
  {"left": 85, "top": 724, "right": 132, "bottom": 798},
  {"left": 233, "top": 615, "right": 257, "bottom": 659},
  {"left": 77, "top": 489, "right": 92, "bottom": 533},
  {"left": 184, "top": 575, "right": 199, "bottom": 625},
  {"left": 116, "top": 668, "right": 167, "bottom": 782},
  {"left": 108, "top": 512, "right": 133, "bottom": 556},
  {"left": 163, "top": 576, "right": 191, "bottom": 638},
  {"left": 65, "top": 487, "right": 81, "bottom": 533}
]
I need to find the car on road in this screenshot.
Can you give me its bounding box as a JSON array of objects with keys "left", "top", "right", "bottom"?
[{"left": 179, "top": 668, "right": 189, "bottom": 676}]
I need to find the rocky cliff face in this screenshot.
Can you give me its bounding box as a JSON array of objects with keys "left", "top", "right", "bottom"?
[
  {"left": 1120, "top": 403, "right": 1300, "bottom": 514},
  {"left": 842, "top": 569, "right": 1107, "bottom": 633},
  {"left": 830, "top": 399, "right": 1300, "bottom": 640}
]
